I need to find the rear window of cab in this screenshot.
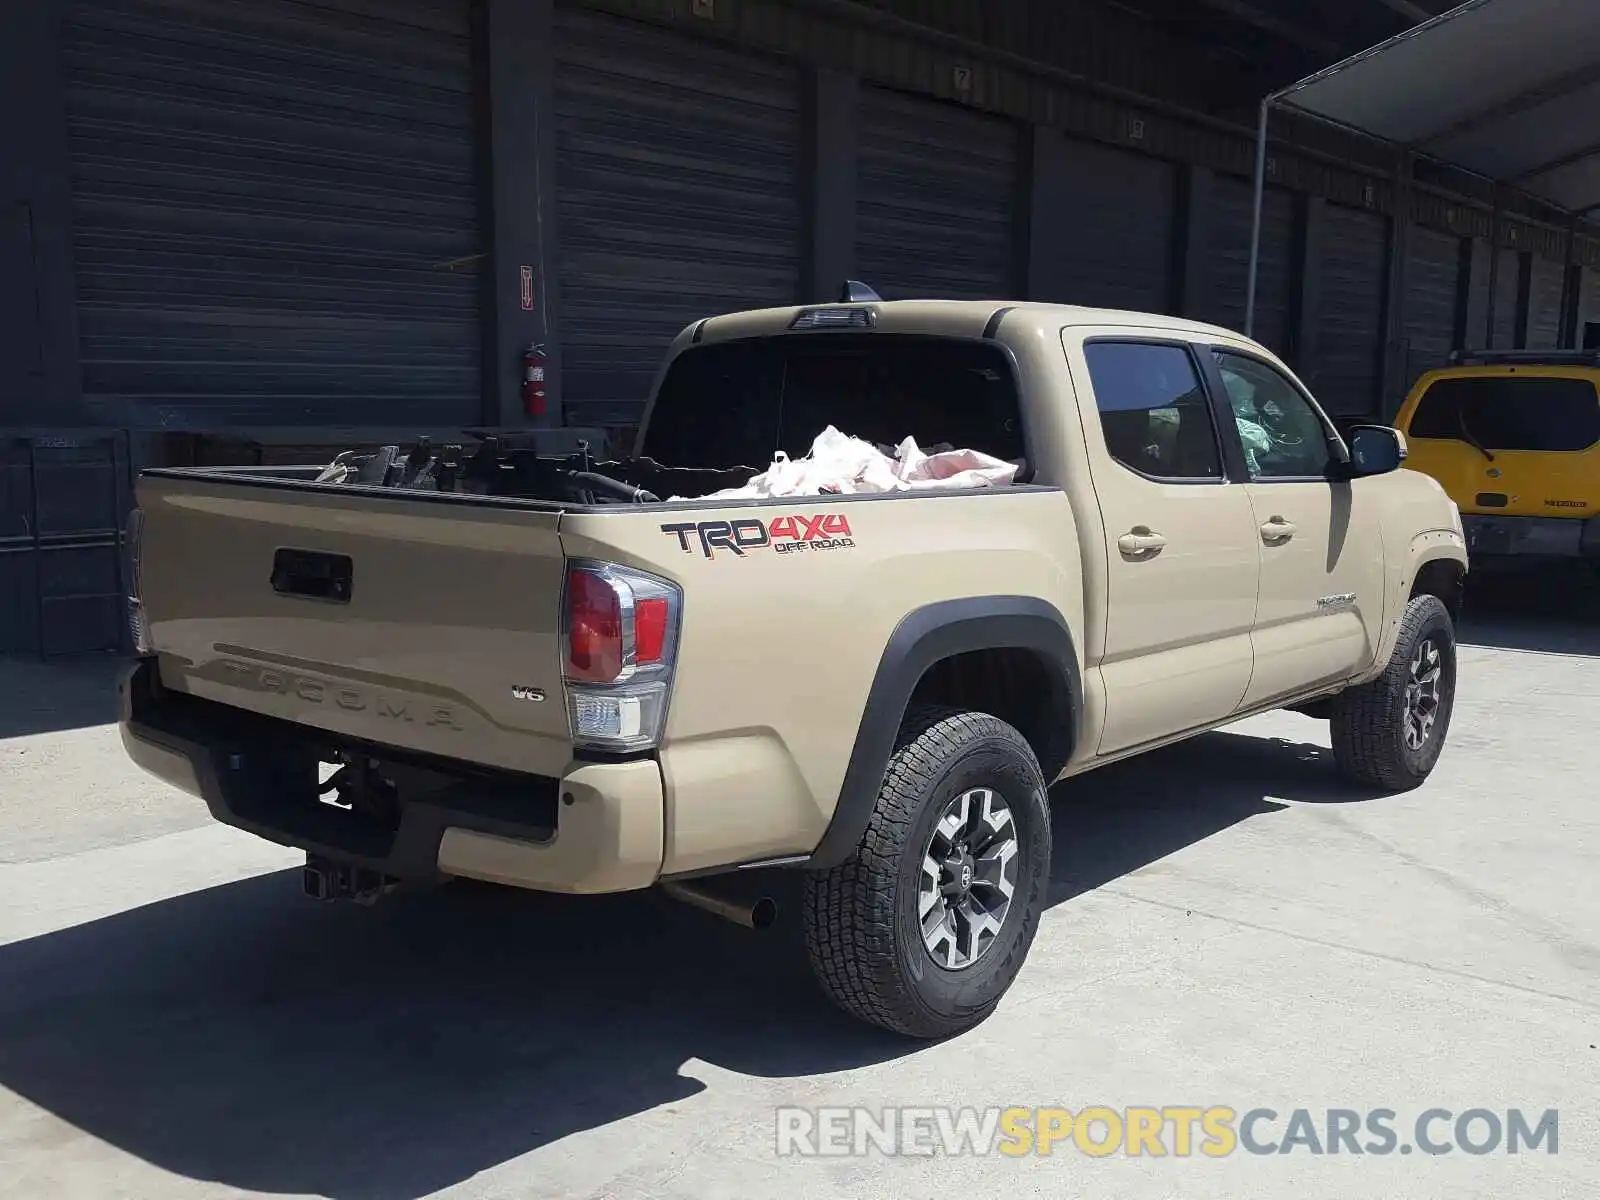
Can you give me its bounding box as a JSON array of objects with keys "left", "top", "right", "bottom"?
[{"left": 1405, "top": 375, "right": 1600, "bottom": 453}]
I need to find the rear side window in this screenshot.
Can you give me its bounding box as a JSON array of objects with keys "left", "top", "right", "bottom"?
[
  {"left": 642, "top": 334, "right": 1026, "bottom": 468},
  {"left": 1083, "top": 341, "right": 1223, "bottom": 480},
  {"left": 1408, "top": 377, "right": 1600, "bottom": 452}
]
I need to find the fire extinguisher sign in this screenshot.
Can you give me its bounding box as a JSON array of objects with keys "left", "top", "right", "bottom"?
[{"left": 518, "top": 265, "right": 534, "bottom": 312}]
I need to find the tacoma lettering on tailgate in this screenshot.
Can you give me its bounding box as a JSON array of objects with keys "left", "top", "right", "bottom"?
[{"left": 217, "top": 660, "right": 463, "bottom": 730}]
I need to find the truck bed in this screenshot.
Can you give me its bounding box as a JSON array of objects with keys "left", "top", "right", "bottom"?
[{"left": 131, "top": 461, "right": 1042, "bottom": 780}]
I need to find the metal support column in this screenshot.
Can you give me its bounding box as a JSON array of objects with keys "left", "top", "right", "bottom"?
[
  {"left": 807, "top": 69, "right": 858, "bottom": 302},
  {"left": 1484, "top": 187, "right": 1503, "bottom": 347},
  {"left": 484, "top": 0, "right": 561, "bottom": 427},
  {"left": 1176, "top": 165, "right": 1216, "bottom": 319},
  {"left": 1380, "top": 150, "right": 1413, "bottom": 419},
  {"left": 1560, "top": 212, "right": 1582, "bottom": 348},
  {"left": 1245, "top": 97, "right": 1272, "bottom": 339}
]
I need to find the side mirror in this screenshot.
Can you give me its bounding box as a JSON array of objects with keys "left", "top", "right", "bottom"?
[{"left": 1345, "top": 425, "right": 1406, "bottom": 477}]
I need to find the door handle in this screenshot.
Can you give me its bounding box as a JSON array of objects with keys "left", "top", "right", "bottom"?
[
  {"left": 1260, "top": 516, "right": 1297, "bottom": 543},
  {"left": 1117, "top": 527, "right": 1168, "bottom": 556}
]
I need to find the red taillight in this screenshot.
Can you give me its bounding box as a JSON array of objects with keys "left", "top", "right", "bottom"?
[
  {"left": 565, "top": 568, "right": 623, "bottom": 684},
  {"left": 634, "top": 596, "right": 668, "bottom": 664},
  {"left": 561, "top": 561, "right": 682, "bottom": 751}
]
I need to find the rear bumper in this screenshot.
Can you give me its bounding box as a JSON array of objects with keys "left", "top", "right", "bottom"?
[
  {"left": 1462, "top": 513, "right": 1600, "bottom": 558},
  {"left": 118, "top": 658, "right": 665, "bottom": 894}
]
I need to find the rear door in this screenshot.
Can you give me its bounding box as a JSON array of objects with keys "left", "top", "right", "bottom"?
[
  {"left": 1206, "top": 350, "right": 1386, "bottom": 705},
  {"left": 1066, "top": 333, "right": 1260, "bottom": 755},
  {"left": 136, "top": 472, "right": 574, "bottom": 777},
  {"left": 1399, "top": 371, "right": 1600, "bottom": 524}
]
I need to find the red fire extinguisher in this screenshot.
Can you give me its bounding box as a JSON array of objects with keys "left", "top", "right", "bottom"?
[{"left": 522, "top": 343, "right": 548, "bottom": 418}]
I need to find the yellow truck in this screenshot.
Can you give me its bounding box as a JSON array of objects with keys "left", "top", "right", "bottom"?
[{"left": 120, "top": 292, "right": 1468, "bottom": 1038}]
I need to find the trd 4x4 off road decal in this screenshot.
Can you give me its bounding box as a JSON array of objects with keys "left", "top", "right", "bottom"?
[{"left": 661, "top": 513, "right": 855, "bottom": 559}]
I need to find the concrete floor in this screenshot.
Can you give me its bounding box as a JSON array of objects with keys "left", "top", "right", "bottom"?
[{"left": 1, "top": 565, "right": 1597, "bottom": 1199}]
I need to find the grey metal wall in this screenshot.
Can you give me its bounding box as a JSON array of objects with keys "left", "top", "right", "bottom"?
[
  {"left": 1201, "top": 174, "right": 1295, "bottom": 357},
  {"left": 553, "top": 7, "right": 803, "bottom": 426},
  {"left": 856, "top": 87, "right": 1019, "bottom": 301},
  {"left": 61, "top": 0, "right": 486, "bottom": 430},
  {"left": 1315, "top": 203, "right": 1388, "bottom": 417},
  {"left": 1401, "top": 226, "right": 1461, "bottom": 384},
  {"left": 1033, "top": 139, "right": 1176, "bottom": 313},
  {"left": 16, "top": 0, "right": 1597, "bottom": 456}
]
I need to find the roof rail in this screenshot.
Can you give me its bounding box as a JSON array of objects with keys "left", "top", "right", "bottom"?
[{"left": 1446, "top": 348, "right": 1600, "bottom": 368}]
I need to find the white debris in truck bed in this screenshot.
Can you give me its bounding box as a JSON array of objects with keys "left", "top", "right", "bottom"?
[{"left": 672, "top": 426, "right": 1018, "bottom": 501}]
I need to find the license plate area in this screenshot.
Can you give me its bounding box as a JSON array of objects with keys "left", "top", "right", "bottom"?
[{"left": 1464, "top": 515, "right": 1582, "bottom": 557}]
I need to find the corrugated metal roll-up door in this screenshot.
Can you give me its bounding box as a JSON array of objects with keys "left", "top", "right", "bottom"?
[
  {"left": 1036, "top": 140, "right": 1176, "bottom": 313},
  {"left": 1203, "top": 175, "right": 1295, "bottom": 356},
  {"left": 1464, "top": 239, "right": 1492, "bottom": 349},
  {"left": 1526, "top": 256, "right": 1564, "bottom": 348},
  {"left": 1402, "top": 227, "right": 1461, "bottom": 386},
  {"left": 856, "top": 88, "right": 1019, "bottom": 301},
  {"left": 554, "top": 9, "right": 803, "bottom": 427},
  {"left": 1492, "top": 248, "right": 1520, "bottom": 349},
  {"left": 1315, "top": 204, "right": 1388, "bottom": 418},
  {"left": 62, "top": 0, "right": 486, "bottom": 429}
]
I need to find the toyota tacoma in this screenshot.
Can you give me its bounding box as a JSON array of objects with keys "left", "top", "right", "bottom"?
[{"left": 120, "top": 290, "right": 1469, "bottom": 1038}]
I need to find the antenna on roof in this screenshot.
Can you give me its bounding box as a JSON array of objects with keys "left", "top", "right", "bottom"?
[{"left": 838, "top": 280, "right": 882, "bottom": 303}]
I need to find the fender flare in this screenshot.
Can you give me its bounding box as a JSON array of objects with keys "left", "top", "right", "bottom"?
[
  {"left": 1369, "top": 533, "right": 1468, "bottom": 673},
  {"left": 804, "top": 595, "right": 1082, "bottom": 871}
]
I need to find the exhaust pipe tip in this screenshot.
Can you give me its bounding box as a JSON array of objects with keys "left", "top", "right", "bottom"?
[
  {"left": 748, "top": 895, "right": 778, "bottom": 930},
  {"left": 660, "top": 880, "right": 777, "bottom": 930}
]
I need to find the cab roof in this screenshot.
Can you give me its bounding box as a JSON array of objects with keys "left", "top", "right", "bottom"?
[{"left": 683, "top": 297, "right": 1256, "bottom": 352}]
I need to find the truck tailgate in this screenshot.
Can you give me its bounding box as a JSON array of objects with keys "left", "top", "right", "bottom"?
[{"left": 136, "top": 474, "right": 573, "bottom": 777}]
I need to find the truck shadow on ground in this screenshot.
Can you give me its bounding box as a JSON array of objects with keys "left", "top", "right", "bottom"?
[{"left": 0, "top": 727, "right": 1375, "bottom": 1200}]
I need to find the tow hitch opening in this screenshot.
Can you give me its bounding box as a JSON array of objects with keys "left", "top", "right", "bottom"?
[{"left": 303, "top": 855, "right": 399, "bottom": 906}]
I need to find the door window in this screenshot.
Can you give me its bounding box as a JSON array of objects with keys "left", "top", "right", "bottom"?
[
  {"left": 1213, "top": 352, "right": 1337, "bottom": 479},
  {"left": 1083, "top": 342, "right": 1223, "bottom": 481}
]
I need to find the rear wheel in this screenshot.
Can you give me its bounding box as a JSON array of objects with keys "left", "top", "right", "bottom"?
[
  {"left": 1330, "top": 594, "right": 1457, "bottom": 790},
  {"left": 802, "top": 705, "right": 1051, "bottom": 1039}
]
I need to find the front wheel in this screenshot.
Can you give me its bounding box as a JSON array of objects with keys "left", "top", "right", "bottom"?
[
  {"left": 1330, "top": 594, "right": 1458, "bottom": 790},
  {"left": 802, "top": 705, "right": 1052, "bottom": 1039}
]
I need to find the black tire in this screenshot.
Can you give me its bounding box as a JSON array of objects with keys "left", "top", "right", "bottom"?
[
  {"left": 802, "top": 705, "right": 1051, "bottom": 1039},
  {"left": 1329, "top": 594, "right": 1457, "bottom": 791}
]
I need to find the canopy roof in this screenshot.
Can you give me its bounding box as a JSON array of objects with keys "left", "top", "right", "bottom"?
[{"left": 1270, "top": 0, "right": 1600, "bottom": 216}]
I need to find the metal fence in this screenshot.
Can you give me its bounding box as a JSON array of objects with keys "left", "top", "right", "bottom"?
[{"left": 0, "top": 432, "right": 131, "bottom": 659}]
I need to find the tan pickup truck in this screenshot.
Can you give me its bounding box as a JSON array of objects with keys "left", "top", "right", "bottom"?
[{"left": 120, "top": 293, "right": 1468, "bottom": 1039}]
